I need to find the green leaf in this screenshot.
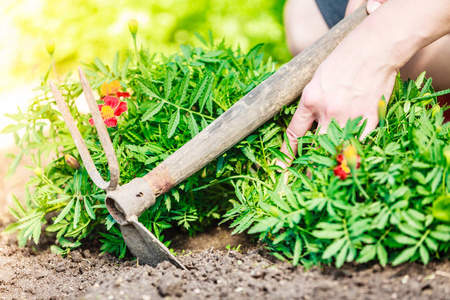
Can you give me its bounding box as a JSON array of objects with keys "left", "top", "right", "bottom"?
[
  {"left": 188, "top": 113, "right": 200, "bottom": 139},
  {"left": 271, "top": 231, "right": 290, "bottom": 245},
  {"left": 318, "top": 135, "right": 336, "bottom": 155},
  {"left": 357, "top": 244, "right": 376, "bottom": 263},
  {"left": 178, "top": 70, "right": 191, "bottom": 105},
  {"left": 2, "top": 222, "right": 21, "bottom": 234},
  {"left": 53, "top": 199, "right": 75, "bottom": 224},
  {"left": 419, "top": 244, "right": 430, "bottom": 264},
  {"left": 141, "top": 102, "right": 164, "bottom": 122},
  {"left": 164, "top": 69, "right": 173, "bottom": 100},
  {"left": 180, "top": 44, "right": 191, "bottom": 62},
  {"left": 311, "top": 230, "right": 344, "bottom": 239},
  {"left": 138, "top": 80, "right": 162, "bottom": 100},
  {"left": 391, "top": 233, "right": 418, "bottom": 245},
  {"left": 73, "top": 199, "right": 81, "bottom": 229},
  {"left": 392, "top": 246, "right": 417, "bottom": 266},
  {"left": 50, "top": 245, "right": 65, "bottom": 255},
  {"left": 415, "top": 71, "right": 426, "bottom": 89},
  {"left": 194, "top": 31, "right": 209, "bottom": 47},
  {"left": 429, "top": 230, "right": 450, "bottom": 242},
  {"left": 402, "top": 212, "right": 424, "bottom": 231},
  {"left": 121, "top": 56, "right": 131, "bottom": 80},
  {"left": 32, "top": 222, "right": 41, "bottom": 244},
  {"left": 94, "top": 57, "right": 110, "bottom": 75},
  {"left": 6, "top": 150, "right": 23, "bottom": 178},
  {"left": 11, "top": 194, "right": 26, "bottom": 216},
  {"left": 248, "top": 217, "right": 279, "bottom": 234},
  {"left": 293, "top": 235, "right": 302, "bottom": 266},
  {"left": 335, "top": 242, "right": 349, "bottom": 268},
  {"left": 167, "top": 109, "right": 180, "bottom": 138},
  {"left": 190, "top": 73, "right": 211, "bottom": 109},
  {"left": 424, "top": 237, "right": 438, "bottom": 251},
  {"left": 84, "top": 198, "right": 96, "bottom": 220},
  {"left": 242, "top": 146, "right": 257, "bottom": 164},
  {"left": 398, "top": 224, "right": 422, "bottom": 238},
  {"left": 377, "top": 243, "right": 388, "bottom": 267},
  {"left": 322, "top": 238, "right": 346, "bottom": 260}
]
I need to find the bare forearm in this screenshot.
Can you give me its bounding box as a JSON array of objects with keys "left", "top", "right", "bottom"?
[{"left": 354, "top": 0, "right": 450, "bottom": 71}]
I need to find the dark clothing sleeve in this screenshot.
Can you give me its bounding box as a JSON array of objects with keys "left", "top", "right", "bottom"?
[{"left": 315, "top": 0, "right": 349, "bottom": 28}]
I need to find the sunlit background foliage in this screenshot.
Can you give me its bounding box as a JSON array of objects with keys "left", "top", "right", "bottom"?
[{"left": 2, "top": 0, "right": 289, "bottom": 86}]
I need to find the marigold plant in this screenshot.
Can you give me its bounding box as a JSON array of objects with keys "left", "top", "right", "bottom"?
[{"left": 3, "top": 31, "right": 450, "bottom": 268}]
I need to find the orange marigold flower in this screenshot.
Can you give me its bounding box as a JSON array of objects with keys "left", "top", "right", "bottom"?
[
  {"left": 343, "top": 145, "right": 358, "bottom": 170},
  {"left": 89, "top": 96, "right": 128, "bottom": 127},
  {"left": 100, "top": 80, "right": 130, "bottom": 99}
]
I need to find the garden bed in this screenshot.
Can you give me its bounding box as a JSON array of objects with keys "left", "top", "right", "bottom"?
[{"left": 1, "top": 219, "right": 450, "bottom": 300}]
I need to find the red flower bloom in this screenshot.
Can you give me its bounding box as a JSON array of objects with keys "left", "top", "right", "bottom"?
[
  {"left": 89, "top": 96, "right": 128, "bottom": 127},
  {"left": 333, "top": 164, "right": 349, "bottom": 180},
  {"left": 116, "top": 91, "right": 130, "bottom": 98}
]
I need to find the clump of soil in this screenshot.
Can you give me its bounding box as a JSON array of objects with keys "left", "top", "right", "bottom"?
[{"left": 1, "top": 223, "right": 450, "bottom": 300}]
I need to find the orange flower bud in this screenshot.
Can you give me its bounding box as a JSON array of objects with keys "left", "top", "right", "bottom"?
[
  {"left": 65, "top": 154, "right": 81, "bottom": 170},
  {"left": 129, "top": 19, "right": 138, "bottom": 36},
  {"left": 343, "top": 145, "right": 357, "bottom": 170},
  {"left": 378, "top": 98, "right": 386, "bottom": 124}
]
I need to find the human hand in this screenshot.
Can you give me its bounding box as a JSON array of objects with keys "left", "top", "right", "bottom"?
[{"left": 278, "top": 18, "right": 398, "bottom": 167}]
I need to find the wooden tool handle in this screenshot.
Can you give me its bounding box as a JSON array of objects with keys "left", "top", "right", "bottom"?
[{"left": 144, "top": 5, "right": 368, "bottom": 196}]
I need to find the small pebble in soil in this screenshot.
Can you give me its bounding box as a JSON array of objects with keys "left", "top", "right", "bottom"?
[
  {"left": 401, "top": 275, "right": 409, "bottom": 284},
  {"left": 114, "top": 276, "right": 124, "bottom": 286}
]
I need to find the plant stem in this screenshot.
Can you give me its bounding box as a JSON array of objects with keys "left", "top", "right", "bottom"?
[
  {"left": 160, "top": 98, "right": 215, "bottom": 120},
  {"left": 133, "top": 36, "right": 140, "bottom": 65},
  {"left": 51, "top": 56, "right": 58, "bottom": 80}
]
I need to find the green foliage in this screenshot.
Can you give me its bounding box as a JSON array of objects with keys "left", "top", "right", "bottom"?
[
  {"left": 4, "top": 28, "right": 450, "bottom": 268},
  {"left": 225, "top": 73, "right": 450, "bottom": 267},
  {"left": 3, "top": 35, "right": 280, "bottom": 258}
]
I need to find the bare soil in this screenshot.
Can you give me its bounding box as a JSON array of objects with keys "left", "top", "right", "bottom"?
[
  {"left": 1, "top": 147, "right": 450, "bottom": 300},
  {"left": 1, "top": 220, "right": 450, "bottom": 300}
]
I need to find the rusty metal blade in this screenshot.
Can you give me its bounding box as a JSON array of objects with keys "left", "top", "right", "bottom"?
[
  {"left": 49, "top": 80, "right": 118, "bottom": 191},
  {"left": 120, "top": 219, "right": 187, "bottom": 270}
]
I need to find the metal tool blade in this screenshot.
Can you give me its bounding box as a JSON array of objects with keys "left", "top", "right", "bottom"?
[{"left": 120, "top": 219, "right": 187, "bottom": 270}]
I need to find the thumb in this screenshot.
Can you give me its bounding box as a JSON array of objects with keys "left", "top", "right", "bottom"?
[{"left": 277, "top": 105, "right": 314, "bottom": 169}]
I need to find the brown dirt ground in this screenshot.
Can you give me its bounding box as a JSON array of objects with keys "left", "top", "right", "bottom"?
[{"left": 1, "top": 147, "right": 450, "bottom": 300}]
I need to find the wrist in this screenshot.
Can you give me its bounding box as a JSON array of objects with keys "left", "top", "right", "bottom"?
[{"left": 355, "top": 0, "right": 450, "bottom": 72}]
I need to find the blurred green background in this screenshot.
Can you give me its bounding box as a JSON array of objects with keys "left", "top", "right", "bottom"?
[
  {"left": 0, "top": 0, "right": 290, "bottom": 147},
  {"left": 2, "top": 0, "right": 289, "bottom": 84}
]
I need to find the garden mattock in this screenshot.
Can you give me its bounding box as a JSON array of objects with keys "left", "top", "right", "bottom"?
[{"left": 49, "top": 5, "right": 368, "bottom": 270}]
